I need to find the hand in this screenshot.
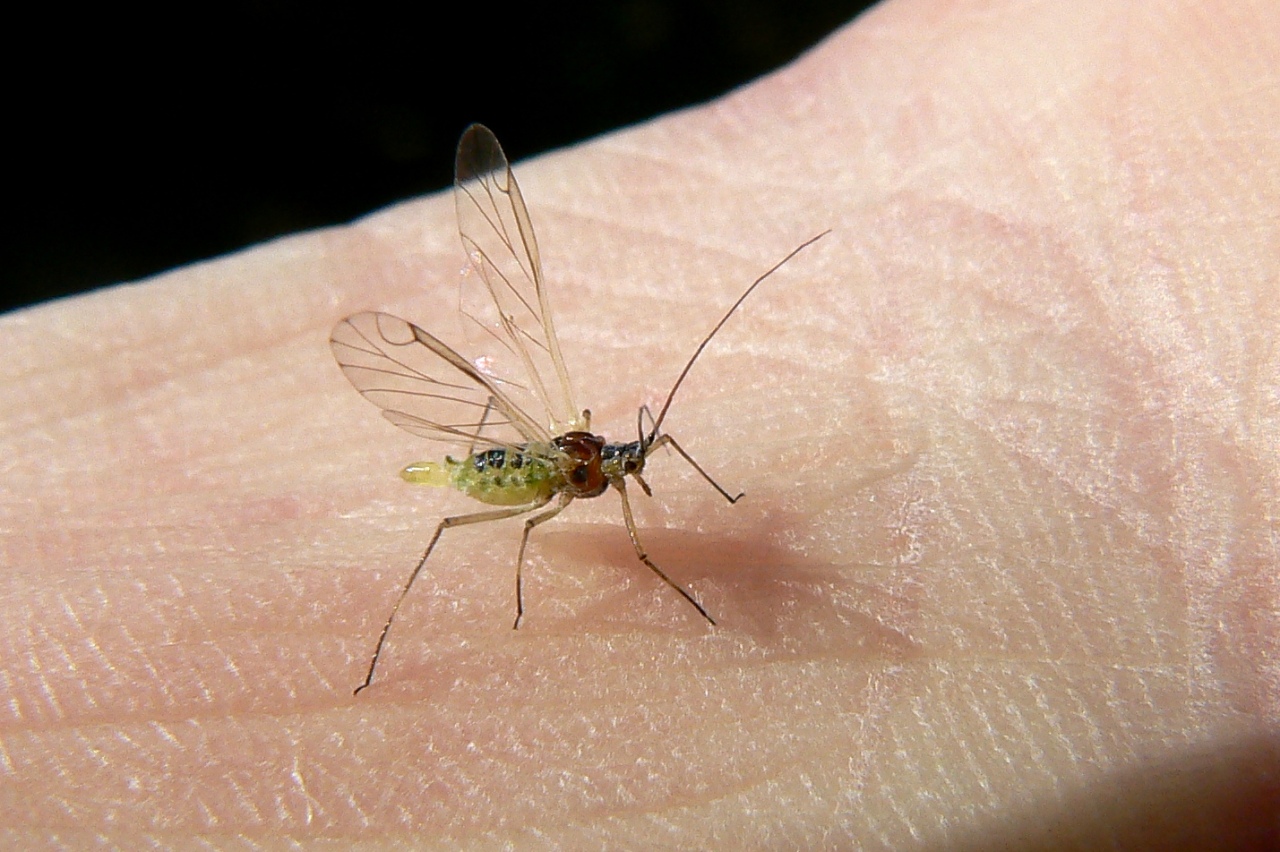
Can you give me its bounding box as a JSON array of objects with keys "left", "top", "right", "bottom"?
[{"left": 5, "top": 1, "right": 1277, "bottom": 846}]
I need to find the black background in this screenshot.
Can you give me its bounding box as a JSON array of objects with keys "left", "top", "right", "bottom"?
[{"left": 6, "top": 2, "right": 871, "bottom": 314}]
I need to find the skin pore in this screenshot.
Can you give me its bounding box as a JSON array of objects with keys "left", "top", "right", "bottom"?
[{"left": 3, "top": 0, "right": 1278, "bottom": 846}]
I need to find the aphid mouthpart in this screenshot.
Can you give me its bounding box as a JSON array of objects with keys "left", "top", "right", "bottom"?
[{"left": 332, "top": 124, "right": 828, "bottom": 694}]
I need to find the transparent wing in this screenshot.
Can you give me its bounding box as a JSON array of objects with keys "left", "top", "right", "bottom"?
[
  {"left": 331, "top": 312, "right": 552, "bottom": 449},
  {"left": 454, "top": 123, "right": 583, "bottom": 435}
]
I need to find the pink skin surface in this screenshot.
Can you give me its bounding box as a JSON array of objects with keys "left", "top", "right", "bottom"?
[{"left": 3, "top": 1, "right": 1278, "bottom": 847}]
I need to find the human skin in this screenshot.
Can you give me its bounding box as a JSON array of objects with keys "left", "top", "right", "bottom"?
[{"left": 3, "top": 0, "right": 1279, "bottom": 847}]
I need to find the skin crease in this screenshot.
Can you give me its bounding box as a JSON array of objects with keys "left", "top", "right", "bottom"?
[{"left": 3, "top": 0, "right": 1279, "bottom": 848}]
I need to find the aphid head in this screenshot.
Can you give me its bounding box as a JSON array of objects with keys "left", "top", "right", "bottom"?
[{"left": 601, "top": 439, "right": 648, "bottom": 482}]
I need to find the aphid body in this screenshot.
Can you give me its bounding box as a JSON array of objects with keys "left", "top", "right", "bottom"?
[
  {"left": 332, "top": 124, "right": 826, "bottom": 694},
  {"left": 402, "top": 431, "right": 642, "bottom": 506}
]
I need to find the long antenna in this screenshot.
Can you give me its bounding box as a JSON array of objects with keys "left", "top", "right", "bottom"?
[{"left": 647, "top": 230, "right": 831, "bottom": 440}]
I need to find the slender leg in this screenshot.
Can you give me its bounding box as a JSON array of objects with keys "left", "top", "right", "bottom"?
[
  {"left": 512, "top": 492, "right": 574, "bottom": 629},
  {"left": 636, "top": 404, "right": 655, "bottom": 443},
  {"left": 613, "top": 477, "right": 716, "bottom": 625},
  {"left": 648, "top": 433, "right": 744, "bottom": 504},
  {"left": 354, "top": 496, "right": 552, "bottom": 696},
  {"left": 467, "top": 397, "right": 497, "bottom": 455}
]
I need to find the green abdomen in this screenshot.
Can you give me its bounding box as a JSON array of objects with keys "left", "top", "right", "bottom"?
[{"left": 402, "top": 447, "right": 559, "bottom": 506}]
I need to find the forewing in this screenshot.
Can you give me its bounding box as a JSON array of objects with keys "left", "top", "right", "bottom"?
[
  {"left": 454, "top": 124, "right": 583, "bottom": 435},
  {"left": 331, "top": 312, "right": 551, "bottom": 448}
]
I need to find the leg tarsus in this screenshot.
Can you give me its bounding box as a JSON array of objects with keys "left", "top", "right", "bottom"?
[
  {"left": 648, "top": 433, "right": 743, "bottom": 504},
  {"left": 613, "top": 478, "right": 716, "bottom": 626},
  {"left": 353, "top": 497, "right": 551, "bottom": 696},
  {"left": 512, "top": 493, "right": 574, "bottom": 629}
]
